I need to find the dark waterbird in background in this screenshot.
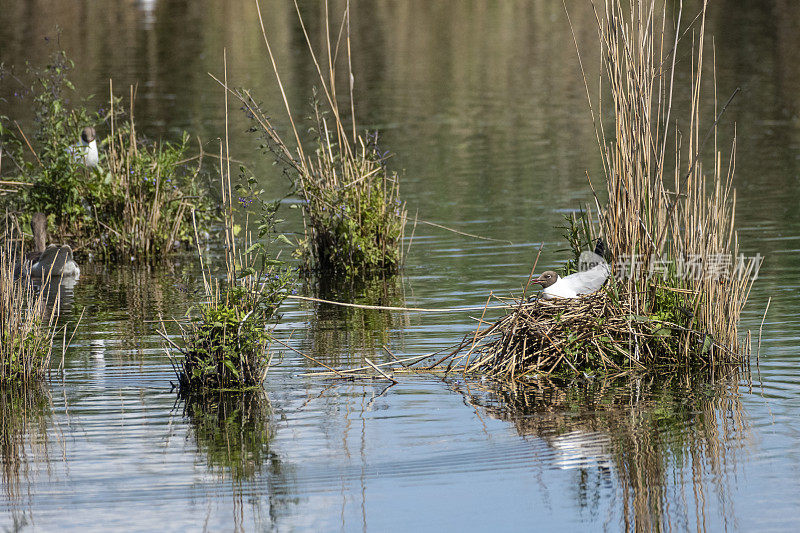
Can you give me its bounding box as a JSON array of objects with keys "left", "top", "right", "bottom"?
[{"left": 14, "top": 213, "right": 80, "bottom": 280}]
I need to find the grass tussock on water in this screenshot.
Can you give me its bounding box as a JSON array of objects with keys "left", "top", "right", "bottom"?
[
  {"left": 95, "top": 83, "right": 210, "bottom": 259},
  {"left": 0, "top": 224, "right": 58, "bottom": 383},
  {"left": 166, "top": 75, "right": 293, "bottom": 395},
  {"left": 0, "top": 51, "right": 212, "bottom": 261},
  {"left": 223, "top": 1, "right": 407, "bottom": 278},
  {"left": 448, "top": 0, "right": 759, "bottom": 379}
]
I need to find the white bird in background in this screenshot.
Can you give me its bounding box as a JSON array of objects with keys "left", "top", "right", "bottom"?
[
  {"left": 534, "top": 241, "right": 610, "bottom": 299},
  {"left": 72, "top": 126, "right": 99, "bottom": 167}
]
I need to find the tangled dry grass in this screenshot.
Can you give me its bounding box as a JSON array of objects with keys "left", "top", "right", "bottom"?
[{"left": 450, "top": 287, "right": 744, "bottom": 381}]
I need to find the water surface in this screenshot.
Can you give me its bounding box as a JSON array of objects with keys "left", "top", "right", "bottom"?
[{"left": 1, "top": 1, "right": 799, "bottom": 531}]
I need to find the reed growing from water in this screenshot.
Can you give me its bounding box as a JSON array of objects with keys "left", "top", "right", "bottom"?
[
  {"left": 0, "top": 221, "right": 59, "bottom": 383},
  {"left": 223, "top": 1, "right": 407, "bottom": 278}
]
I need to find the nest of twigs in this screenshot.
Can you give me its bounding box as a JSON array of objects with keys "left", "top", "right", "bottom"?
[{"left": 449, "top": 289, "right": 746, "bottom": 380}]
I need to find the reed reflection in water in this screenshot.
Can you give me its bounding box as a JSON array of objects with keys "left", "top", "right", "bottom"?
[
  {"left": 304, "top": 275, "right": 411, "bottom": 368},
  {"left": 0, "top": 384, "right": 56, "bottom": 526},
  {"left": 471, "top": 370, "right": 749, "bottom": 532},
  {"left": 183, "top": 391, "right": 298, "bottom": 530}
]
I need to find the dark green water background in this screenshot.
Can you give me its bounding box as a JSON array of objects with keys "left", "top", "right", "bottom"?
[{"left": 1, "top": 1, "right": 798, "bottom": 531}]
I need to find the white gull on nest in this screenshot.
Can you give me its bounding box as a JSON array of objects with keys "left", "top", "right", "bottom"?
[{"left": 534, "top": 242, "right": 610, "bottom": 299}]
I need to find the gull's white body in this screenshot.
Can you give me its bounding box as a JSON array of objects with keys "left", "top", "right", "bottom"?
[
  {"left": 73, "top": 138, "right": 99, "bottom": 167},
  {"left": 539, "top": 251, "right": 610, "bottom": 299},
  {"left": 70, "top": 126, "right": 99, "bottom": 168}
]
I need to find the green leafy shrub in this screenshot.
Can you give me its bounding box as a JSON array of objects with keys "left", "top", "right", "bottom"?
[{"left": 0, "top": 51, "right": 212, "bottom": 260}]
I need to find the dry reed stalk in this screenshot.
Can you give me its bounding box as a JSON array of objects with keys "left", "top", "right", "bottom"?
[
  {"left": 584, "top": 0, "right": 759, "bottom": 358},
  {"left": 0, "top": 220, "right": 59, "bottom": 383},
  {"left": 214, "top": 0, "right": 407, "bottom": 278}
]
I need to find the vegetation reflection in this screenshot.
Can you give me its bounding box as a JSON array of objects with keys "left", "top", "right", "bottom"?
[
  {"left": 0, "top": 383, "right": 53, "bottom": 504},
  {"left": 472, "top": 370, "right": 748, "bottom": 532},
  {"left": 306, "top": 275, "right": 409, "bottom": 368}
]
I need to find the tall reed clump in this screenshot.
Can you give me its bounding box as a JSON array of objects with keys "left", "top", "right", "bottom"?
[
  {"left": 0, "top": 51, "right": 212, "bottom": 261},
  {"left": 585, "top": 0, "right": 759, "bottom": 360},
  {"left": 165, "top": 71, "right": 293, "bottom": 395},
  {"left": 225, "top": 1, "right": 407, "bottom": 278},
  {"left": 0, "top": 223, "right": 59, "bottom": 383},
  {"left": 439, "top": 0, "right": 760, "bottom": 379}
]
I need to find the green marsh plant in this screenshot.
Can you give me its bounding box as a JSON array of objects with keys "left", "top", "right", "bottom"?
[
  {"left": 101, "top": 83, "right": 211, "bottom": 260},
  {"left": 167, "top": 78, "right": 293, "bottom": 394},
  {"left": 0, "top": 52, "right": 212, "bottom": 261},
  {"left": 169, "top": 204, "right": 293, "bottom": 394}
]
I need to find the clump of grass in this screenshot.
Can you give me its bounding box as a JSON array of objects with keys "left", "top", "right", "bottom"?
[
  {"left": 101, "top": 83, "right": 211, "bottom": 259},
  {"left": 0, "top": 221, "right": 59, "bottom": 383},
  {"left": 169, "top": 205, "right": 293, "bottom": 393},
  {"left": 166, "top": 71, "right": 293, "bottom": 395},
  {"left": 224, "top": 1, "right": 407, "bottom": 278},
  {"left": 0, "top": 51, "right": 212, "bottom": 261},
  {"left": 1, "top": 51, "right": 98, "bottom": 234},
  {"left": 174, "top": 273, "right": 290, "bottom": 393}
]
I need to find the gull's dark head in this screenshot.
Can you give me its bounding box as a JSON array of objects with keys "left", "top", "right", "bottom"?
[
  {"left": 534, "top": 271, "right": 559, "bottom": 288},
  {"left": 81, "top": 126, "right": 96, "bottom": 143}
]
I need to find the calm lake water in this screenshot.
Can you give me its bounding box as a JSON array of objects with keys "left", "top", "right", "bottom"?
[{"left": 2, "top": 1, "right": 799, "bottom": 531}]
